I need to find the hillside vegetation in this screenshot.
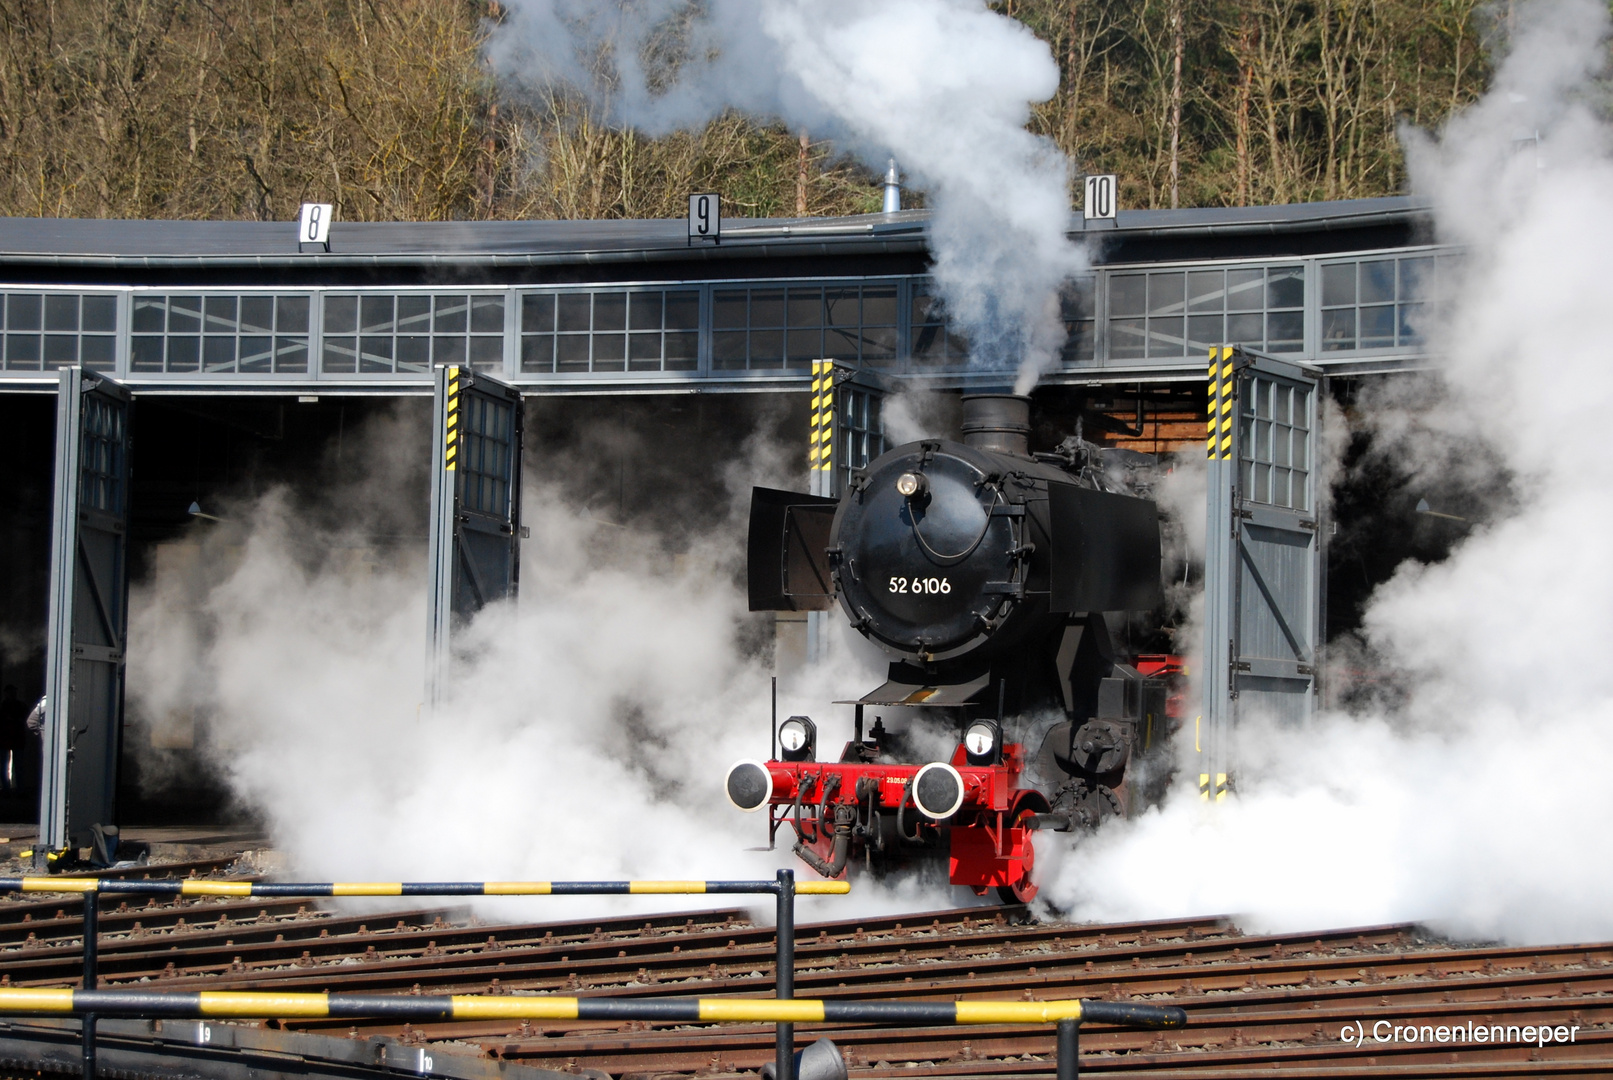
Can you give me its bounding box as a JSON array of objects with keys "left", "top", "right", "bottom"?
[{"left": 0, "top": 0, "right": 1491, "bottom": 221}]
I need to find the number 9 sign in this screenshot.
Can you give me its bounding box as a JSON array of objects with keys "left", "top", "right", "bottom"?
[{"left": 688, "top": 193, "right": 721, "bottom": 243}]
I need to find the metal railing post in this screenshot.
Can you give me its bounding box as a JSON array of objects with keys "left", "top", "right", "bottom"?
[
  {"left": 1056, "top": 1018, "right": 1079, "bottom": 1080},
  {"left": 775, "top": 868, "right": 795, "bottom": 1080},
  {"left": 82, "top": 888, "right": 99, "bottom": 1080}
]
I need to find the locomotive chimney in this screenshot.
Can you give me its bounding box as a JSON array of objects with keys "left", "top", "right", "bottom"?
[{"left": 960, "top": 393, "right": 1031, "bottom": 457}]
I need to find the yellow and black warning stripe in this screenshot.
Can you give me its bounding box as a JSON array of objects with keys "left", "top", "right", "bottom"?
[
  {"left": 809, "top": 359, "right": 834, "bottom": 475},
  {"left": 0, "top": 989, "right": 1184, "bottom": 1029},
  {"left": 1206, "top": 346, "right": 1234, "bottom": 461},
  {"left": 444, "top": 366, "right": 461, "bottom": 472},
  {"left": 0, "top": 878, "right": 851, "bottom": 898}
]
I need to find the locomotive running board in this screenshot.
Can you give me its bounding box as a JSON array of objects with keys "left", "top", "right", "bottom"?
[{"left": 837, "top": 671, "right": 989, "bottom": 706}]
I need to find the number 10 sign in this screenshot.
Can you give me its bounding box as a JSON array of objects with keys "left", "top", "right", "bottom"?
[{"left": 1083, "top": 175, "right": 1117, "bottom": 221}]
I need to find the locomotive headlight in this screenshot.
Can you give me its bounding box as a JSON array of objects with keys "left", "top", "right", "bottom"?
[
  {"left": 895, "top": 471, "right": 928, "bottom": 498},
  {"left": 778, "top": 715, "right": 816, "bottom": 762},
  {"left": 963, "top": 720, "right": 1000, "bottom": 765},
  {"left": 911, "top": 761, "right": 966, "bottom": 820},
  {"left": 725, "top": 760, "right": 773, "bottom": 812}
]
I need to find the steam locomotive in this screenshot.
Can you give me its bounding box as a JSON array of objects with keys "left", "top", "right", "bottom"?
[{"left": 727, "top": 394, "right": 1179, "bottom": 902}]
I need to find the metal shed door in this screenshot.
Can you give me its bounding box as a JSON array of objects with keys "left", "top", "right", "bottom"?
[
  {"left": 1200, "top": 346, "right": 1323, "bottom": 800},
  {"left": 425, "top": 366, "right": 524, "bottom": 706},
  {"left": 40, "top": 368, "right": 133, "bottom": 853}
]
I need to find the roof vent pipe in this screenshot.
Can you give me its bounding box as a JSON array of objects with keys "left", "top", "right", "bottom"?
[
  {"left": 960, "top": 394, "right": 1031, "bottom": 457},
  {"left": 883, "top": 160, "right": 901, "bottom": 214}
]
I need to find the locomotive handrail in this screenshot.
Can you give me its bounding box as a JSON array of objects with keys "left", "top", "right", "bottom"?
[
  {"left": 0, "top": 871, "right": 836, "bottom": 1080},
  {"left": 0, "top": 988, "right": 1187, "bottom": 1080}
]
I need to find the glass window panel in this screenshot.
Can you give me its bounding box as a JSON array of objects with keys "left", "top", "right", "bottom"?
[
  {"left": 557, "top": 334, "right": 590, "bottom": 371},
  {"left": 81, "top": 295, "right": 116, "bottom": 333},
  {"left": 864, "top": 325, "right": 899, "bottom": 363},
  {"left": 522, "top": 294, "right": 556, "bottom": 333},
  {"left": 1400, "top": 257, "right": 1434, "bottom": 301},
  {"left": 592, "top": 332, "right": 626, "bottom": 370},
  {"left": 44, "top": 334, "right": 77, "bottom": 367},
  {"left": 1226, "top": 269, "right": 1265, "bottom": 312},
  {"left": 203, "top": 336, "right": 237, "bottom": 372},
  {"left": 168, "top": 297, "right": 202, "bottom": 333},
  {"left": 359, "top": 336, "right": 394, "bottom": 372},
  {"left": 277, "top": 296, "right": 309, "bottom": 333},
  {"left": 239, "top": 296, "right": 274, "bottom": 334},
  {"left": 1360, "top": 304, "right": 1395, "bottom": 347},
  {"left": 825, "top": 288, "right": 859, "bottom": 328},
  {"left": 749, "top": 328, "right": 783, "bottom": 366},
  {"left": 359, "top": 295, "right": 394, "bottom": 334},
  {"left": 557, "top": 294, "right": 591, "bottom": 332},
  {"left": 521, "top": 334, "right": 555, "bottom": 372},
  {"left": 1187, "top": 314, "right": 1223, "bottom": 351},
  {"left": 471, "top": 295, "right": 504, "bottom": 333},
  {"left": 1063, "top": 320, "right": 1095, "bottom": 362},
  {"left": 274, "top": 338, "right": 308, "bottom": 373},
  {"left": 1273, "top": 467, "right": 1291, "bottom": 508},
  {"left": 629, "top": 332, "right": 662, "bottom": 370},
  {"left": 911, "top": 323, "right": 944, "bottom": 360},
  {"left": 396, "top": 336, "right": 430, "bottom": 371},
  {"left": 593, "top": 292, "right": 627, "bottom": 333},
  {"left": 1322, "top": 308, "right": 1355, "bottom": 351},
  {"left": 787, "top": 287, "right": 822, "bottom": 328},
  {"left": 1109, "top": 274, "right": 1146, "bottom": 317},
  {"left": 1360, "top": 260, "right": 1394, "bottom": 304},
  {"left": 713, "top": 290, "right": 748, "bottom": 329},
  {"left": 824, "top": 325, "right": 859, "bottom": 361},
  {"left": 1294, "top": 389, "right": 1311, "bottom": 430},
  {"left": 863, "top": 285, "right": 897, "bottom": 326},
  {"left": 321, "top": 338, "right": 358, "bottom": 373},
  {"left": 432, "top": 336, "right": 466, "bottom": 366},
  {"left": 468, "top": 335, "right": 502, "bottom": 371},
  {"left": 665, "top": 291, "right": 699, "bottom": 331},
  {"left": 1227, "top": 311, "right": 1263, "bottom": 345},
  {"left": 80, "top": 335, "right": 115, "bottom": 371},
  {"left": 911, "top": 289, "right": 941, "bottom": 325},
  {"left": 1274, "top": 385, "right": 1291, "bottom": 425},
  {"left": 1109, "top": 318, "right": 1147, "bottom": 359},
  {"left": 167, "top": 336, "right": 200, "bottom": 372},
  {"left": 397, "top": 295, "right": 432, "bottom": 333},
  {"left": 9, "top": 294, "right": 41, "bottom": 331},
  {"left": 129, "top": 336, "right": 162, "bottom": 371},
  {"left": 1294, "top": 472, "right": 1308, "bottom": 511},
  {"left": 787, "top": 326, "right": 821, "bottom": 362},
  {"left": 1322, "top": 263, "right": 1356, "bottom": 307},
  {"left": 664, "top": 331, "right": 698, "bottom": 370},
  {"left": 45, "top": 294, "right": 79, "bottom": 331},
  {"left": 1267, "top": 310, "right": 1303, "bottom": 352},
  {"left": 203, "top": 295, "right": 237, "bottom": 333},
  {"left": 323, "top": 295, "right": 357, "bottom": 334},
  {"left": 1267, "top": 267, "right": 1304, "bottom": 309},
  {"left": 749, "top": 289, "right": 785, "bottom": 328},
  {"left": 7, "top": 332, "right": 41, "bottom": 370},
  {"left": 1398, "top": 302, "right": 1426, "bottom": 346},
  {"left": 1147, "top": 316, "right": 1184, "bottom": 357},
  {"left": 1147, "top": 272, "right": 1186, "bottom": 315},
  {"left": 1061, "top": 279, "right": 1096, "bottom": 321},
  {"left": 712, "top": 330, "right": 747, "bottom": 369},
  {"left": 1255, "top": 380, "right": 1272, "bottom": 419},
  {"left": 432, "top": 295, "right": 468, "bottom": 333},
  {"left": 1273, "top": 425, "right": 1290, "bottom": 466},
  {"left": 628, "top": 293, "right": 662, "bottom": 331},
  {"left": 239, "top": 336, "right": 273, "bottom": 373},
  {"left": 1186, "top": 270, "right": 1225, "bottom": 313}
]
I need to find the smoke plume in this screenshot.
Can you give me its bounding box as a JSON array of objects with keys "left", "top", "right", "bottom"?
[
  {"left": 487, "top": 0, "right": 1083, "bottom": 392},
  {"left": 1042, "top": 0, "right": 1613, "bottom": 945}
]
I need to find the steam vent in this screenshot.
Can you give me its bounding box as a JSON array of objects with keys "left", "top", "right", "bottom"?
[{"left": 0, "top": 193, "right": 1605, "bottom": 1077}]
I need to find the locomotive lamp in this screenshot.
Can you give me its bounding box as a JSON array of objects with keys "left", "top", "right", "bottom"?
[
  {"left": 963, "top": 719, "right": 1002, "bottom": 765},
  {"left": 895, "top": 471, "right": 927, "bottom": 498},
  {"left": 724, "top": 760, "right": 773, "bottom": 812},
  {"left": 778, "top": 715, "right": 817, "bottom": 761}
]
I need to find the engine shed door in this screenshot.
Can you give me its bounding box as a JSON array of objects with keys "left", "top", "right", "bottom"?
[
  {"left": 425, "top": 365, "right": 523, "bottom": 707},
  {"left": 40, "top": 367, "right": 133, "bottom": 855},
  {"left": 1201, "top": 347, "right": 1324, "bottom": 800}
]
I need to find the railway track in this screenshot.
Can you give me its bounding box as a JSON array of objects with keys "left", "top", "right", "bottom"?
[{"left": 1, "top": 873, "right": 1608, "bottom": 1078}]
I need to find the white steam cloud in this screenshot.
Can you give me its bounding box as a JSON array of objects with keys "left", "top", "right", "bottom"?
[
  {"left": 1042, "top": 0, "right": 1613, "bottom": 945},
  {"left": 488, "top": 0, "right": 1082, "bottom": 392}
]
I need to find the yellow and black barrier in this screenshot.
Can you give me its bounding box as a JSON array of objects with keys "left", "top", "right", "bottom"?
[
  {"left": 0, "top": 877, "right": 851, "bottom": 898},
  {"left": 0, "top": 988, "right": 1184, "bottom": 1028}
]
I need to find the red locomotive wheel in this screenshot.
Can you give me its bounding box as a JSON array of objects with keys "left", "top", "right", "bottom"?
[{"left": 996, "top": 806, "right": 1041, "bottom": 905}]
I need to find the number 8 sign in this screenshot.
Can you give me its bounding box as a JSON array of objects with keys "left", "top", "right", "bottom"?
[
  {"left": 1083, "top": 175, "right": 1117, "bottom": 221},
  {"left": 298, "top": 202, "right": 333, "bottom": 248}
]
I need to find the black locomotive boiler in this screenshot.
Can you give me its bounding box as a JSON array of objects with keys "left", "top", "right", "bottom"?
[{"left": 729, "top": 394, "right": 1178, "bottom": 901}]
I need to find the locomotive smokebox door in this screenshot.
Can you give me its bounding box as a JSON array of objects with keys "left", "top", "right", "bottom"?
[{"left": 747, "top": 486, "right": 837, "bottom": 611}]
